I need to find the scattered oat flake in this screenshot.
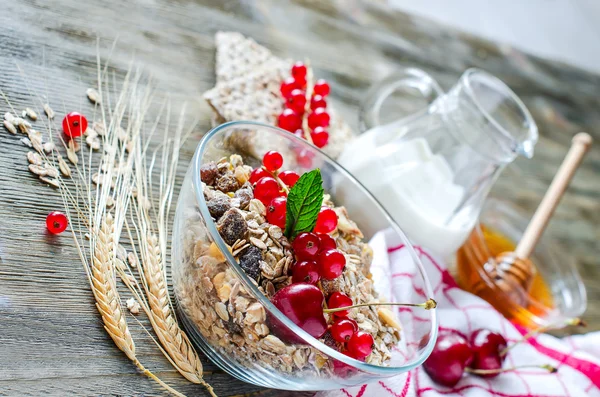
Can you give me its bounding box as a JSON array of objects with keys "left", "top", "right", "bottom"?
[
  {"left": 3, "top": 120, "right": 16, "bottom": 135},
  {"left": 67, "top": 143, "right": 78, "bottom": 165},
  {"left": 127, "top": 252, "right": 138, "bottom": 268},
  {"left": 20, "top": 137, "right": 32, "bottom": 147},
  {"left": 106, "top": 196, "right": 115, "bottom": 208},
  {"left": 126, "top": 298, "right": 141, "bottom": 315},
  {"left": 92, "top": 121, "right": 105, "bottom": 136},
  {"left": 29, "top": 164, "right": 48, "bottom": 177},
  {"left": 4, "top": 112, "right": 14, "bottom": 122},
  {"left": 27, "top": 151, "right": 42, "bottom": 165},
  {"left": 24, "top": 108, "right": 38, "bottom": 121},
  {"left": 68, "top": 139, "right": 81, "bottom": 152},
  {"left": 39, "top": 176, "right": 60, "bottom": 188},
  {"left": 86, "top": 134, "right": 101, "bottom": 150},
  {"left": 43, "top": 104, "right": 55, "bottom": 119},
  {"left": 86, "top": 88, "right": 101, "bottom": 104},
  {"left": 43, "top": 163, "right": 59, "bottom": 179},
  {"left": 43, "top": 142, "right": 55, "bottom": 154},
  {"left": 57, "top": 155, "right": 72, "bottom": 177}
]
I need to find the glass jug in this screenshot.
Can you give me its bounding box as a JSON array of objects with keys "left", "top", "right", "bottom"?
[{"left": 338, "top": 68, "right": 538, "bottom": 258}]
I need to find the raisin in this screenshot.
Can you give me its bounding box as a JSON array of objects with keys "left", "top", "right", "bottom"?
[
  {"left": 207, "top": 196, "right": 231, "bottom": 220},
  {"left": 200, "top": 162, "right": 219, "bottom": 185},
  {"left": 239, "top": 245, "right": 262, "bottom": 281},
  {"left": 217, "top": 208, "right": 248, "bottom": 246},
  {"left": 224, "top": 316, "right": 243, "bottom": 335},
  {"left": 216, "top": 173, "right": 240, "bottom": 193},
  {"left": 234, "top": 188, "right": 253, "bottom": 209}
]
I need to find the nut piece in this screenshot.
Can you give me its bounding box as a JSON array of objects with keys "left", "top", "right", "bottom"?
[
  {"left": 126, "top": 298, "right": 141, "bottom": 315},
  {"left": 377, "top": 307, "right": 402, "bottom": 331}
]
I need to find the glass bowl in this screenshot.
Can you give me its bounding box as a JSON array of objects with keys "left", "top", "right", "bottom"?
[
  {"left": 455, "top": 199, "right": 586, "bottom": 329},
  {"left": 171, "top": 121, "right": 438, "bottom": 390}
]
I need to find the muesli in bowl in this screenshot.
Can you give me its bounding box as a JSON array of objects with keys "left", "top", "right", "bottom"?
[{"left": 172, "top": 121, "right": 437, "bottom": 390}]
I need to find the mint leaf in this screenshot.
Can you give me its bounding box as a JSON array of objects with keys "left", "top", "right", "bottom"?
[{"left": 284, "top": 169, "right": 324, "bottom": 239}]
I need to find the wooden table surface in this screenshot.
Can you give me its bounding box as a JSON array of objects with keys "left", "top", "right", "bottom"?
[{"left": 0, "top": 0, "right": 599, "bottom": 396}]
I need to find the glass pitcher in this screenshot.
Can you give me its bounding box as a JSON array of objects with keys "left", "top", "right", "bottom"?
[{"left": 338, "top": 68, "right": 538, "bottom": 259}]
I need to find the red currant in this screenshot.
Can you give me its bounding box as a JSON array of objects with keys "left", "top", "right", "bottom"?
[
  {"left": 280, "top": 77, "right": 300, "bottom": 99},
  {"left": 314, "top": 207, "right": 338, "bottom": 234},
  {"left": 266, "top": 197, "right": 287, "bottom": 228},
  {"left": 46, "top": 211, "right": 68, "bottom": 234},
  {"left": 296, "top": 149, "right": 314, "bottom": 168},
  {"left": 330, "top": 318, "right": 358, "bottom": 343},
  {"left": 249, "top": 167, "right": 270, "bottom": 184},
  {"left": 327, "top": 291, "right": 353, "bottom": 318},
  {"left": 310, "top": 126, "right": 329, "bottom": 148},
  {"left": 291, "top": 62, "right": 308, "bottom": 82},
  {"left": 254, "top": 177, "right": 280, "bottom": 206},
  {"left": 263, "top": 150, "right": 283, "bottom": 172},
  {"left": 308, "top": 107, "right": 330, "bottom": 129},
  {"left": 278, "top": 109, "right": 302, "bottom": 132},
  {"left": 347, "top": 331, "right": 374, "bottom": 360},
  {"left": 293, "top": 129, "right": 304, "bottom": 138},
  {"left": 286, "top": 89, "right": 307, "bottom": 114},
  {"left": 292, "top": 260, "right": 320, "bottom": 284},
  {"left": 279, "top": 170, "right": 300, "bottom": 187},
  {"left": 310, "top": 94, "right": 327, "bottom": 110},
  {"left": 314, "top": 79, "right": 330, "bottom": 97},
  {"left": 292, "top": 232, "right": 320, "bottom": 260},
  {"left": 318, "top": 234, "right": 336, "bottom": 251},
  {"left": 62, "top": 112, "right": 88, "bottom": 138},
  {"left": 318, "top": 249, "right": 346, "bottom": 280}
]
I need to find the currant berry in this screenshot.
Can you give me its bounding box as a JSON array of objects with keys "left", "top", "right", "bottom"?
[
  {"left": 62, "top": 112, "right": 88, "bottom": 138},
  {"left": 296, "top": 149, "right": 314, "bottom": 168},
  {"left": 266, "top": 197, "right": 287, "bottom": 228},
  {"left": 249, "top": 167, "right": 270, "bottom": 184},
  {"left": 279, "top": 170, "right": 300, "bottom": 187},
  {"left": 292, "top": 232, "right": 320, "bottom": 260},
  {"left": 278, "top": 108, "right": 302, "bottom": 132},
  {"left": 310, "top": 126, "right": 329, "bottom": 148},
  {"left": 293, "top": 129, "right": 304, "bottom": 138},
  {"left": 263, "top": 150, "right": 283, "bottom": 172},
  {"left": 314, "top": 207, "right": 338, "bottom": 234},
  {"left": 286, "top": 89, "right": 307, "bottom": 114},
  {"left": 317, "top": 233, "right": 336, "bottom": 251},
  {"left": 310, "top": 94, "right": 327, "bottom": 110},
  {"left": 291, "top": 62, "right": 308, "bottom": 82},
  {"left": 314, "top": 79, "right": 331, "bottom": 97},
  {"left": 292, "top": 260, "right": 320, "bottom": 284},
  {"left": 330, "top": 318, "right": 358, "bottom": 343},
  {"left": 318, "top": 249, "right": 346, "bottom": 280},
  {"left": 347, "top": 331, "right": 374, "bottom": 360},
  {"left": 280, "top": 77, "right": 300, "bottom": 99},
  {"left": 327, "top": 291, "right": 353, "bottom": 317},
  {"left": 308, "top": 107, "right": 330, "bottom": 129},
  {"left": 46, "top": 211, "right": 68, "bottom": 234},
  {"left": 254, "top": 177, "right": 280, "bottom": 206}
]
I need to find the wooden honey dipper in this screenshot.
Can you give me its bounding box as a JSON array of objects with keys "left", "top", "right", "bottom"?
[{"left": 491, "top": 132, "right": 593, "bottom": 302}]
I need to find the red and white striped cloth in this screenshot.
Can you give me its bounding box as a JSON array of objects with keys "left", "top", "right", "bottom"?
[{"left": 319, "top": 233, "right": 600, "bottom": 397}]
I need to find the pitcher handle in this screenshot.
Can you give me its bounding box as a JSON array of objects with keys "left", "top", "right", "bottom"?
[{"left": 359, "top": 68, "right": 444, "bottom": 131}]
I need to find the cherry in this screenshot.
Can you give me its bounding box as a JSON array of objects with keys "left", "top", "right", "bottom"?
[
  {"left": 286, "top": 89, "right": 307, "bottom": 114},
  {"left": 314, "top": 79, "right": 331, "bottom": 97},
  {"left": 292, "top": 232, "right": 321, "bottom": 260},
  {"left": 327, "top": 292, "right": 353, "bottom": 318},
  {"left": 310, "top": 94, "right": 327, "bottom": 111},
  {"left": 469, "top": 329, "right": 508, "bottom": 378},
  {"left": 319, "top": 249, "right": 346, "bottom": 280},
  {"left": 308, "top": 107, "right": 330, "bottom": 129},
  {"left": 279, "top": 170, "right": 300, "bottom": 187},
  {"left": 333, "top": 351, "right": 356, "bottom": 377},
  {"left": 269, "top": 282, "right": 327, "bottom": 343},
  {"left": 330, "top": 318, "right": 358, "bottom": 343},
  {"left": 266, "top": 197, "right": 287, "bottom": 228},
  {"left": 280, "top": 77, "right": 300, "bottom": 99},
  {"left": 249, "top": 167, "right": 269, "bottom": 184},
  {"left": 291, "top": 62, "right": 308, "bottom": 83},
  {"left": 423, "top": 331, "right": 473, "bottom": 387},
  {"left": 347, "top": 331, "right": 374, "bottom": 360},
  {"left": 262, "top": 150, "right": 283, "bottom": 172},
  {"left": 310, "top": 126, "right": 329, "bottom": 148},
  {"left": 292, "top": 260, "right": 320, "bottom": 284},
  {"left": 317, "top": 233, "right": 336, "bottom": 251},
  {"left": 314, "top": 207, "right": 338, "bottom": 234},
  {"left": 278, "top": 108, "right": 302, "bottom": 132},
  {"left": 62, "top": 112, "right": 88, "bottom": 138},
  {"left": 254, "top": 177, "right": 280, "bottom": 206},
  {"left": 46, "top": 211, "right": 68, "bottom": 234}
]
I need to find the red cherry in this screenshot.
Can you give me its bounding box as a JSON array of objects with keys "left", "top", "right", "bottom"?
[
  {"left": 269, "top": 283, "right": 327, "bottom": 343},
  {"left": 292, "top": 260, "right": 320, "bottom": 284},
  {"left": 292, "top": 232, "right": 321, "bottom": 260},
  {"left": 291, "top": 62, "right": 308, "bottom": 81},
  {"left": 286, "top": 89, "right": 307, "bottom": 115},
  {"left": 62, "top": 112, "right": 88, "bottom": 138},
  {"left": 46, "top": 211, "right": 68, "bottom": 234},
  {"left": 254, "top": 177, "right": 280, "bottom": 206},
  {"left": 333, "top": 351, "right": 356, "bottom": 377},
  {"left": 319, "top": 249, "right": 346, "bottom": 280},
  {"left": 347, "top": 331, "right": 374, "bottom": 360},
  {"left": 280, "top": 77, "right": 300, "bottom": 99},
  {"left": 278, "top": 108, "right": 302, "bottom": 132},
  {"left": 318, "top": 234, "right": 336, "bottom": 251},
  {"left": 279, "top": 170, "right": 300, "bottom": 187},
  {"left": 266, "top": 197, "right": 287, "bottom": 228},
  {"left": 308, "top": 107, "right": 330, "bottom": 129},
  {"left": 423, "top": 331, "right": 473, "bottom": 387},
  {"left": 314, "top": 207, "right": 338, "bottom": 234},
  {"left": 310, "top": 94, "right": 327, "bottom": 111},
  {"left": 327, "top": 291, "right": 353, "bottom": 318},
  {"left": 330, "top": 318, "right": 358, "bottom": 343},
  {"left": 470, "top": 329, "right": 507, "bottom": 378},
  {"left": 310, "top": 126, "right": 329, "bottom": 148},
  {"left": 314, "top": 79, "right": 330, "bottom": 97},
  {"left": 262, "top": 150, "right": 284, "bottom": 172},
  {"left": 249, "top": 167, "right": 270, "bottom": 184}
]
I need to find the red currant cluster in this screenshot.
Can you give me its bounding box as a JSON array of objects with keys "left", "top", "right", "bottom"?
[{"left": 278, "top": 61, "right": 331, "bottom": 149}]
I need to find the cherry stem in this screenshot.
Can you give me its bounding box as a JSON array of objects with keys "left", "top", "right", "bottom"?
[
  {"left": 323, "top": 298, "right": 437, "bottom": 314},
  {"left": 465, "top": 364, "right": 557, "bottom": 375},
  {"left": 499, "top": 317, "right": 585, "bottom": 357},
  {"left": 301, "top": 59, "right": 314, "bottom": 144},
  {"left": 261, "top": 166, "right": 290, "bottom": 194}
]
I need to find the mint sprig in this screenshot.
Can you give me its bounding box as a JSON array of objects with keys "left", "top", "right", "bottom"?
[{"left": 284, "top": 169, "right": 324, "bottom": 239}]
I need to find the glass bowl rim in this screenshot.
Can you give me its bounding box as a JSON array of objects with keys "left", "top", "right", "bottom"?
[{"left": 190, "top": 120, "right": 438, "bottom": 374}]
